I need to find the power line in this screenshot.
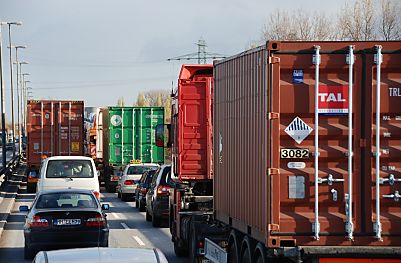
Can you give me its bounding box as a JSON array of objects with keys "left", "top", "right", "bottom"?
[{"left": 167, "top": 38, "right": 226, "bottom": 64}]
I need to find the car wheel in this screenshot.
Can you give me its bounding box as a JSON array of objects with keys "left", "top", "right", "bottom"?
[
  {"left": 135, "top": 199, "right": 139, "bottom": 208},
  {"left": 26, "top": 184, "right": 35, "bottom": 193},
  {"left": 24, "top": 242, "right": 35, "bottom": 260},
  {"left": 117, "top": 191, "right": 121, "bottom": 198},
  {"left": 152, "top": 213, "right": 161, "bottom": 227},
  {"left": 139, "top": 201, "right": 146, "bottom": 212},
  {"left": 146, "top": 208, "right": 151, "bottom": 222}
]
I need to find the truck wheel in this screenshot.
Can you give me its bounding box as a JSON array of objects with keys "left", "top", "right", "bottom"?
[
  {"left": 254, "top": 243, "right": 268, "bottom": 263},
  {"left": 189, "top": 222, "right": 202, "bottom": 263},
  {"left": 240, "top": 236, "right": 254, "bottom": 263},
  {"left": 174, "top": 239, "right": 188, "bottom": 257},
  {"left": 152, "top": 214, "right": 161, "bottom": 227},
  {"left": 139, "top": 201, "right": 146, "bottom": 212},
  {"left": 146, "top": 209, "right": 151, "bottom": 222},
  {"left": 228, "top": 230, "right": 240, "bottom": 263}
]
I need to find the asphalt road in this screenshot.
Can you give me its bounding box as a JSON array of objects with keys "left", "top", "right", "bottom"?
[{"left": 0, "top": 181, "right": 190, "bottom": 263}]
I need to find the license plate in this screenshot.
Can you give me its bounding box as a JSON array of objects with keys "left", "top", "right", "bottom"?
[
  {"left": 280, "top": 148, "right": 309, "bottom": 159},
  {"left": 54, "top": 219, "right": 81, "bottom": 226}
]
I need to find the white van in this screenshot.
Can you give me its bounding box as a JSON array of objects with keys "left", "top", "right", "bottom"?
[{"left": 36, "top": 156, "right": 100, "bottom": 199}]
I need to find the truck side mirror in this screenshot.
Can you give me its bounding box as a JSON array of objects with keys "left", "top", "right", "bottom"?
[{"left": 155, "top": 124, "right": 172, "bottom": 148}]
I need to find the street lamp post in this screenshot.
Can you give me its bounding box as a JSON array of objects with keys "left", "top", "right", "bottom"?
[
  {"left": 16, "top": 62, "right": 28, "bottom": 155},
  {"left": 25, "top": 87, "right": 32, "bottom": 130},
  {"left": 0, "top": 22, "right": 8, "bottom": 170},
  {"left": 12, "top": 45, "right": 25, "bottom": 156},
  {"left": 6, "top": 22, "right": 22, "bottom": 158},
  {"left": 22, "top": 76, "right": 30, "bottom": 136},
  {"left": 11, "top": 45, "right": 26, "bottom": 157}
]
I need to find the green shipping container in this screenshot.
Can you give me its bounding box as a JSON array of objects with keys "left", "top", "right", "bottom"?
[{"left": 102, "top": 107, "right": 164, "bottom": 166}]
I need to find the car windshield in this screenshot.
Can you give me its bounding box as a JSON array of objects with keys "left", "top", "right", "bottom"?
[
  {"left": 46, "top": 160, "right": 94, "bottom": 178},
  {"left": 127, "top": 165, "right": 157, "bottom": 175},
  {"left": 36, "top": 193, "right": 97, "bottom": 209}
]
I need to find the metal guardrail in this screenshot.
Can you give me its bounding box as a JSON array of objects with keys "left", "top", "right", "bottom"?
[{"left": 0, "top": 155, "right": 20, "bottom": 187}]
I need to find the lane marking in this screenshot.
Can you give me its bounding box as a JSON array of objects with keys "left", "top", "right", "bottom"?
[
  {"left": 121, "top": 223, "right": 129, "bottom": 229},
  {"left": 111, "top": 213, "right": 120, "bottom": 219},
  {"left": 132, "top": 236, "right": 145, "bottom": 246}
]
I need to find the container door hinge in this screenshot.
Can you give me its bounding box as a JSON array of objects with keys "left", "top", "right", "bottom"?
[
  {"left": 268, "top": 224, "right": 280, "bottom": 233},
  {"left": 268, "top": 112, "right": 279, "bottom": 120},
  {"left": 268, "top": 168, "right": 279, "bottom": 175},
  {"left": 268, "top": 56, "right": 280, "bottom": 64}
]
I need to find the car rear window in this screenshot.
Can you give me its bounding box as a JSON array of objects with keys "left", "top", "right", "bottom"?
[
  {"left": 46, "top": 160, "right": 94, "bottom": 178},
  {"left": 127, "top": 165, "right": 157, "bottom": 175},
  {"left": 145, "top": 170, "right": 156, "bottom": 184},
  {"left": 36, "top": 193, "right": 97, "bottom": 209},
  {"left": 160, "top": 166, "right": 176, "bottom": 187}
]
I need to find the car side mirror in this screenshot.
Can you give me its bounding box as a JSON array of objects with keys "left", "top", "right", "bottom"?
[
  {"left": 19, "top": 205, "right": 29, "bottom": 212},
  {"left": 101, "top": 204, "right": 110, "bottom": 210}
]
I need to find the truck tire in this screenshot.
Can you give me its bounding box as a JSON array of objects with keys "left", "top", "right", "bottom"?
[
  {"left": 174, "top": 239, "right": 188, "bottom": 257},
  {"left": 253, "top": 243, "right": 268, "bottom": 263},
  {"left": 189, "top": 222, "right": 202, "bottom": 263},
  {"left": 152, "top": 214, "right": 161, "bottom": 227},
  {"left": 138, "top": 200, "right": 146, "bottom": 212},
  {"left": 228, "top": 230, "right": 240, "bottom": 263},
  {"left": 240, "top": 236, "right": 253, "bottom": 263},
  {"left": 146, "top": 209, "right": 152, "bottom": 222}
]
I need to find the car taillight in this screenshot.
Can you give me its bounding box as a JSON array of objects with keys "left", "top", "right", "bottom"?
[
  {"left": 124, "top": 180, "right": 134, "bottom": 185},
  {"left": 156, "top": 185, "right": 170, "bottom": 196},
  {"left": 28, "top": 215, "right": 49, "bottom": 228},
  {"left": 141, "top": 188, "right": 147, "bottom": 194},
  {"left": 93, "top": 191, "right": 100, "bottom": 199},
  {"left": 86, "top": 214, "right": 105, "bottom": 227}
]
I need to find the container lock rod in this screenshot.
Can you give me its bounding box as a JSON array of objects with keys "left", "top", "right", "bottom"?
[
  {"left": 346, "top": 45, "right": 355, "bottom": 241},
  {"left": 374, "top": 45, "right": 383, "bottom": 241},
  {"left": 313, "top": 45, "right": 321, "bottom": 240}
]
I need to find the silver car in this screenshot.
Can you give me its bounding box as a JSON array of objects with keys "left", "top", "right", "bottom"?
[
  {"left": 33, "top": 247, "right": 169, "bottom": 263},
  {"left": 116, "top": 163, "right": 159, "bottom": 201}
]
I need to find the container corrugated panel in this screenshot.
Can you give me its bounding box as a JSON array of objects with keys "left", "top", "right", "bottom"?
[
  {"left": 214, "top": 41, "right": 401, "bottom": 248},
  {"left": 214, "top": 46, "right": 268, "bottom": 240},
  {"left": 173, "top": 64, "right": 213, "bottom": 181},
  {"left": 27, "top": 100, "right": 84, "bottom": 169},
  {"left": 103, "top": 107, "right": 164, "bottom": 165}
]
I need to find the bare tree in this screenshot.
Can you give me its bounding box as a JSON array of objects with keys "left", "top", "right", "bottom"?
[
  {"left": 380, "top": 0, "right": 401, "bottom": 40},
  {"left": 262, "top": 9, "right": 333, "bottom": 41},
  {"left": 117, "top": 97, "right": 125, "bottom": 107},
  {"left": 135, "top": 92, "right": 150, "bottom": 107},
  {"left": 337, "top": 0, "right": 376, "bottom": 40}
]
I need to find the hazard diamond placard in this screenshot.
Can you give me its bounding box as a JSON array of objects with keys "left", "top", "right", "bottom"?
[{"left": 285, "top": 117, "right": 313, "bottom": 144}]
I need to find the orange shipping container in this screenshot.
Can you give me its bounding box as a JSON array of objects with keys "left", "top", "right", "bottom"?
[
  {"left": 27, "top": 100, "right": 84, "bottom": 171},
  {"left": 213, "top": 41, "right": 401, "bottom": 254}
]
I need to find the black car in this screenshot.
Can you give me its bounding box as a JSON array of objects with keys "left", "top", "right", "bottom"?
[
  {"left": 146, "top": 165, "right": 176, "bottom": 227},
  {"left": 20, "top": 189, "right": 110, "bottom": 259},
  {"left": 135, "top": 169, "right": 157, "bottom": 212}
]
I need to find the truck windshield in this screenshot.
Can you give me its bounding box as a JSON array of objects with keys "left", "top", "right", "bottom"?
[{"left": 46, "top": 160, "right": 94, "bottom": 178}]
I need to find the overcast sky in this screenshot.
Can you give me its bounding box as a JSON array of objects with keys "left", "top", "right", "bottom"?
[{"left": 0, "top": 0, "right": 348, "bottom": 114}]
